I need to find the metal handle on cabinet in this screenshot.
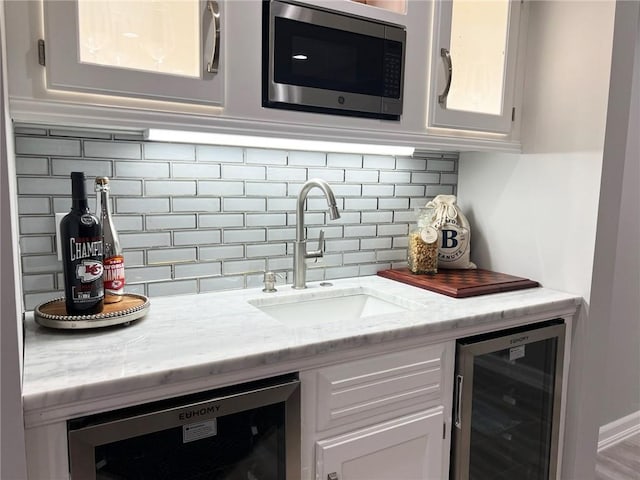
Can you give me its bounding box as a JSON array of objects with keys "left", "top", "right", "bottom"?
[
  {"left": 438, "top": 47, "right": 452, "bottom": 107},
  {"left": 454, "top": 374, "right": 463, "bottom": 429},
  {"left": 206, "top": 0, "right": 220, "bottom": 74}
]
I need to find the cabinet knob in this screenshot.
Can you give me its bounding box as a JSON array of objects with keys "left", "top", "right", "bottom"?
[{"left": 327, "top": 473, "right": 339, "bottom": 480}]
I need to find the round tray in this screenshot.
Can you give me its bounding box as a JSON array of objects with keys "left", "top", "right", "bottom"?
[{"left": 34, "top": 293, "right": 150, "bottom": 329}]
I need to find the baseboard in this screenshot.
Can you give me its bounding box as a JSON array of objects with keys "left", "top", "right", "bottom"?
[{"left": 598, "top": 410, "right": 640, "bottom": 451}]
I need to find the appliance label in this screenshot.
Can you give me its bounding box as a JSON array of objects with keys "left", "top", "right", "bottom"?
[
  {"left": 182, "top": 419, "right": 217, "bottom": 444},
  {"left": 509, "top": 345, "right": 526, "bottom": 361}
]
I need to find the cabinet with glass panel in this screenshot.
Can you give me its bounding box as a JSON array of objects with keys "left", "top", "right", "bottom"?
[{"left": 429, "top": 0, "right": 525, "bottom": 134}]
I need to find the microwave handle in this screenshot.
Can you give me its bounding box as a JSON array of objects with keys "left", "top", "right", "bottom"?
[
  {"left": 438, "top": 48, "right": 452, "bottom": 107},
  {"left": 206, "top": 0, "right": 221, "bottom": 74}
]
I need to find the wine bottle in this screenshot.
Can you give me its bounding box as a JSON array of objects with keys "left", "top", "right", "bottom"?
[
  {"left": 95, "top": 176, "right": 125, "bottom": 303},
  {"left": 60, "top": 172, "right": 104, "bottom": 315}
]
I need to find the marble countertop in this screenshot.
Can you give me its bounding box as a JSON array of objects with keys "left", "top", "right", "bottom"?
[{"left": 22, "top": 275, "right": 581, "bottom": 426}]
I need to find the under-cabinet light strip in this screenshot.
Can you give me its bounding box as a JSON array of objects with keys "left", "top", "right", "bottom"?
[{"left": 144, "top": 129, "right": 415, "bottom": 156}]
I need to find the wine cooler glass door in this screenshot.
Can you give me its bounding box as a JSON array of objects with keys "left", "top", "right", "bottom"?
[{"left": 452, "top": 321, "right": 565, "bottom": 480}]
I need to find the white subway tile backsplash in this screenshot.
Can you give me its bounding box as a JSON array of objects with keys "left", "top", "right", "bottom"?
[
  {"left": 14, "top": 126, "right": 457, "bottom": 304},
  {"left": 325, "top": 239, "right": 359, "bottom": 252},
  {"left": 223, "top": 229, "right": 266, "bottom": 244},
  {"left": 146, "top": 214, "right": 197, "bottom": 230},
  {"left": 344, "top": 225, "right": 377, "bottom": 238},
  {"left": 52, "top": 158, "right": 113, "bottom": 177},
  {"left": 116, "top": 161, "right": 170, "bottom": 178},
  {"left": 380, "top": 171, "right": 411, "bottom": 183},
  {"left": 20, "top": 236, "right": 53, "bottom": 254},
  {"left": 19, "top": 217, "right": 56, "bottom": 235},
  {"left": 289, "top": 151, "right": 326, "bottom": 166},
  {"left": 145, "top": 180, "right": 196, "bottom": 196},
  {"left": 200, "top": 275, "right": 244, "bottom": 292},
  {"left": 86, "top": 141, "right": 140, "bottom": 159},
  {"left": 15, "top": 157, "right": 49, "bottom": 175},
  {"left": 197, "top": 145, "right": 244, "bottom": 163},
  {"left": 18, "top": 197, "right": 51, "bottom": 215},
  {"left": 15, "top": 137, "right": 81, "bottom": 157},
  {"left": 173, "top": 198, "right": 221, "bottom": 213},
  {"left": 345, "top": 170, "right": 379, "bottom": 183},
  {"left": 344, "top": 198, "right": 377, "bottom": 211},
  {"left": 221, "top": 165, "right": 265, "bottom": 180},
  {"left": 173, "top": 163, "right": 221, "bottom": 179},
  {"left": 175, "top": 262, "right": 221, "bottom": 279},
  {"left": 174, "top": 230, "right": 221, "bottom": 246},
  {"left": 126, "top": 265, "right": 172, "bottom": 283},
  {"left": 223, "top": 197, "right": 266, "bottom": 212},
  {"left": 113, "top": 215, "right": 144, "bottom": 232},
  {"left": 199, "top": 245, "right": 244, "bottom": 261},
  {"left": 361, "top": 211, "right": 393, "bottom": 223},
  {"left": 395, "top": 185, "right": 425, "bottom": 197},
  {"left": 362, "top": 184, "right": 394, "bottom": 197},
  {"left": 363, "top": 155, "right": 395, "bottom": 169},
  {"left": 199, "top": 213, "right": 244, "bottom": 228},
  {"left": 223, "top": 259, "right": 266, "bottom": 275},
  {"left": 246, "top": 213, "right": 287, "bottom": 227},
  {"left": 147, "top": 247, "right": 197, "bottom": 265},
  {"left": 144, "top": 142, "right": 195, "bottom": 161},
  {"left": 427, "top": 159, "right": 456, "bottom": 172},
  {"left": 120, "top": 232, "right": 172, "bottom": 249},
  {"left": 360, "top": 237, "right": 392, "bottom": 250},
  {"left": 148, "top": 280, "right": 198, "bottom": 297},
  {"left": 246, "top": 149, "right": 287, "bottom": 165},
  {"left": 117, "top": 198, "right": 170, "bottom": 213},
  {"left": 396, "top": 157, "right": 427, "bottom": 170},
  {"left": 307, "top": 168, "right": 344, "bottom": 182},
  {"left": 267, "top": 167, "right": 306, "bottom": 181},
  {"left": 246, "top": 243, "right": 287, "bottom": 258},
  {"left": 245, "top": 182, "right": 286, "bottom": 197},
  {"left": 327, "top": 153, "right": 362, "bottom": 168}
]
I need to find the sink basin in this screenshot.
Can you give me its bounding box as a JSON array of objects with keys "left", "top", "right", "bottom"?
[{"left": 248, "top": 287, "right": 415, "bottom": 326}]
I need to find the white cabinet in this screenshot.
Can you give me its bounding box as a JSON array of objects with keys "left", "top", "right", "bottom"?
[
  {"left": 301, "top": 342, "right": 455, "bottom": 480},
  {"left": 316, "top": 408, "right": 445, "bottom": 480},
  {"left": 429, "top": 0, "right": 524, "bottom": 134},
  {"left": 41, "top": 0, "right": 223, "bottom": 105}
]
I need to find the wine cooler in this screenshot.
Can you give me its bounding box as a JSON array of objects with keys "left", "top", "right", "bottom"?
[{"left": 451, "top": 320, "right": 566, "bottom": 480}]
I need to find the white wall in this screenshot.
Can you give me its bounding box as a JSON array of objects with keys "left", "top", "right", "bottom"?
[
  {"left": 456, "top": 1, "right": 631, "bottom": 478},
  {"left": 598, "top": 3, "right": 640, "bottom": 426},
  {"left": 1, "top": 0, "right": 27, "bottom": 476}
]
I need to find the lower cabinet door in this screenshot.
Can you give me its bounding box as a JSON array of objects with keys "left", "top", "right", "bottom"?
[{"left": 316, "top": 407, "right": 444, "bottom": 480}]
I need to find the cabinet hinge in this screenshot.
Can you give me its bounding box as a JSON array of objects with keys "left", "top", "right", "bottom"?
[
  {"left": 511, "top": 107, "right": 516, "bottom": 122},
  {"left": 38, "top": 39, "right": 46, "bottom": 66}
]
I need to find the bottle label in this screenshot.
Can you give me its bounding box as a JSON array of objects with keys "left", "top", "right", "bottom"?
[
  {"left": 103, "top": 255, "right": 125, "bottom": 293},
  {"left": 68, "top": 236, "right": 104, "bottom": 304},
  {"left": 76, "top": 259, "right": 103, "bottom": 282}
]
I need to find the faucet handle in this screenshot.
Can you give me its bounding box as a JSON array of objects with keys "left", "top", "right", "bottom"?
[{"left": 306, "top": 229, "right": 325, "bottom": 259}]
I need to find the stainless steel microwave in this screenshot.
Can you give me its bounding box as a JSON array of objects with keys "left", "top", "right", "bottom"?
[{"left": 262, "top": 0, "right": 406, "bottom": 120}]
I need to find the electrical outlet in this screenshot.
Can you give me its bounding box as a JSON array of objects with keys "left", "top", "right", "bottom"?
[{"left": 55, "top": 213, "right": 65, "bottom": 261}]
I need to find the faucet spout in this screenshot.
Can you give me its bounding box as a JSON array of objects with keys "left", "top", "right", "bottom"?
[{"left": 293, "top": 179, "right": 341, "bottom": 289}]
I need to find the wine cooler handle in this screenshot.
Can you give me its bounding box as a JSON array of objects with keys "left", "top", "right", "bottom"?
[
  {"left": 206, "top": 0, "right": 221, "bottom": 74},
  {"left": 454, "top": 374, "right": 463, "bottom": 429},
  {"left": 327, "top": 473, "right": 339, "bottom": 480}
]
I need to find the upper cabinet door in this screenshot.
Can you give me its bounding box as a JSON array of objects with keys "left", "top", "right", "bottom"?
[
  {"left": 42, "top": 0, "right": 223, "bottom": 105},
  {"left": 429, "top": 0, "right": 522, "bottom": 134}
]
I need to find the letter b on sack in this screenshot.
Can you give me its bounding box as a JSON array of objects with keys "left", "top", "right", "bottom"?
[{"left": 442, "top": 230, "right": 458, "bottom": 249}]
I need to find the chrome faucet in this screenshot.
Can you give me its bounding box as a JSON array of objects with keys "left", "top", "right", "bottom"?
[{"left": 293, "top": 179, "right": 341, "bottom": 289}]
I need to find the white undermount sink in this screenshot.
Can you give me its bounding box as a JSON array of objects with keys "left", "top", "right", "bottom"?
[{"left": 248, "top": 287, "right": 417, "bottom": 326}]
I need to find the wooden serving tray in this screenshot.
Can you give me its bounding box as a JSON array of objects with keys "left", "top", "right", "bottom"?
[
  {"left": 34, "top": 293, "right": 150, "bottom": 329},
  {"left": 377, "top": 268, "right": 539, "bottom": 298}
]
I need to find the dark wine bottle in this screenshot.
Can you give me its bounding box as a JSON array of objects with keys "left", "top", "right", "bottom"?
[{"left": 60, "top": 172, "right": 104, "bottom": 315}]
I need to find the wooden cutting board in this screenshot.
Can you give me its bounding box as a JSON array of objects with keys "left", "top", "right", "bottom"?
[{"left": 377, "top": 268, "right": 539, "bottom": 298}]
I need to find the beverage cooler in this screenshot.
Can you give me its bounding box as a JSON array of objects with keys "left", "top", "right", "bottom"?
[{"left": 451, "top": 320, "right": 566, "bottom": 480}]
